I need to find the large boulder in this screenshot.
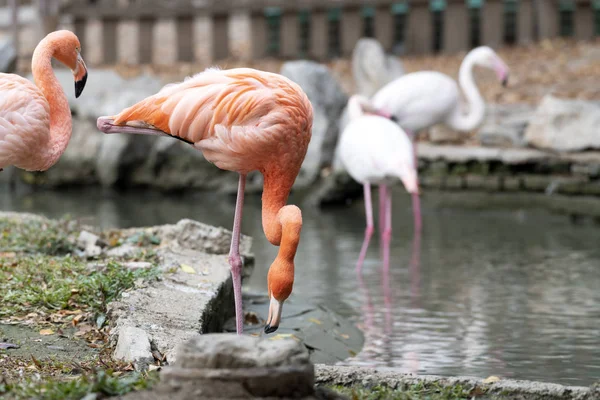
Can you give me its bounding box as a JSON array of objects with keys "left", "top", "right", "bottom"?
[
  {"left": 525, "top": 96, "right": 600, "bottom": 152},
  {"left": 478, "top": 104, "right": 534, "bottom": 148},
  {"left": 0, "top": 37, "right": 17, "bottom": 73},
  {"left": 281, "top": 61, "right": 348, "bottom": 188}
]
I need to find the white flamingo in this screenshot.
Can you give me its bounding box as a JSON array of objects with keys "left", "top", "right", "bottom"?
[
  {"left": 338, "top": 95, "right": 418, "bottom": 273},
  {"left": 371, "top": 46, "right": 509, "bottom": 230}
]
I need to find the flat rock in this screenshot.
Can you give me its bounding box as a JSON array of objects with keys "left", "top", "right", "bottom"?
[
  {"left": 478, "top": 103, "right": 534, "bottom": 147},
  {"left": 525, "top": 95, "right": 600, "bottom": 152}
]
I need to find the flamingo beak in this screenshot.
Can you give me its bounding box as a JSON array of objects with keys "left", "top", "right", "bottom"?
[
  {"left": 264, "top": 297, "right": 283, "bottom": 334},
  {"left": 74, "top": 53, "right": 88, "bottom": 98},
  {"left": 494, "top": 58, "right": 509, "bottom": 88},
  {"left": 401, "top": 169, "right": 420, "bottom": 195}
]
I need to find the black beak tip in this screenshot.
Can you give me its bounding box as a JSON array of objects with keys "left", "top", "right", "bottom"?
[
  {"left": 75, "top": 72, "right": 88, "bottom": 98},
  {"left": 501, "top": 75, "right": 509, "bottom": 88},
  {"left": 264, "top": 324, "right": 278, "bottom": 334},
  {"left": 390, "top": 115, "right": 399, "bottom": 123}
]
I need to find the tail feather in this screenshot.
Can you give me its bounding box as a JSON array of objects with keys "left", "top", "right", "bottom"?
[{"left": 96, "top": 116, "right": 193, "bottom": 144}]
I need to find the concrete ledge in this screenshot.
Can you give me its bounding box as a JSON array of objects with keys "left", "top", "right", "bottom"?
[{"left": 315, "top": 365, "right": 593, "bottom": 400}]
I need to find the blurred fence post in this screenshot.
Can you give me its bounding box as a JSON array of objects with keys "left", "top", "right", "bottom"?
[
  {"left": 374, "top": 4, "right": 393, "bottom": 51},
  {"left": 518, "top": 0, "right": 534, "bottom": 44},
  {"left": 406, "top": 0, "right": 432, "bottom": 54},
  {"left": 281, "top": 10, "right": 299, "bottom": 59},
  {"left": 37, "top": 0, "right": 60, "bottom": 36},
  {"left": 9, "top": 0, "right": 18, "bottom": 60},
  {"left": 212, "top": 13, "right": 229, "bottom": 61},
  {"left": 341, "top": 6, "right": 362, "bottom": 57},
  {"left": 482, "top": 0, "right": 503, "bottom": 48},
  {"left": 443, "top": 0, "right": 468, "bottom": 53},
  {"left": 574, "top": 0, "right": 594, "bottom": 40},
  {"left": 536, "top": 0, "right": 558, "bottom": 39},
  {"left": 310, "top": 10, "right": 327, "bottom": 60}
]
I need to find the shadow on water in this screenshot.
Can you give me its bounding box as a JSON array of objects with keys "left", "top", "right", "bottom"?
[{"left": 1, "top": 184, "right": 600, "bottom": 385}]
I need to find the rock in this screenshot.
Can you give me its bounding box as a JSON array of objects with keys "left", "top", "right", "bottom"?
[
  {"left": 428, "top": 124, "right": 467, "bottom": 144},
  {"left": 106, "top": 243, "right": 140, "bottom": 258},
  {"left": 122, "top": 262, "right": 153, "bottom": 270},
  {"left": 281, "top": 61, "right": 348, "bottom": 188},
  {"left": 352, "top": 38, "right": 404, "bottom": 98},
  {"left": 0, "top": 37, "right": 17, "bottom": 73},
  {"left": 478, "top": 103, "right": 534, "bottom": 147},
  {"left": 161, "top": 334, "right": 314, "bottom": 399},
  {"left": 525, "top": 96, "right": 600, "bottom": 152},
  {"left": 113, "top": 326, "right": 154, "bottom": 369},
  {"left": 76, "top": 230, "right": 104, "bottom": 258}
]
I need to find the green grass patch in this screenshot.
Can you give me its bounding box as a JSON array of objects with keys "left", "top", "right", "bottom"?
[
  {"left": 0, "top": 255, "right": 159, "bottom": 322},
  {"left": 0, "top": 369, "right": 159, "bottom": 400},
  {"left": 328, "top": 383, "right": 479, "bottom": 400},
  {"left": 0, "top": 217, "right": 80, "bottom": 255}
]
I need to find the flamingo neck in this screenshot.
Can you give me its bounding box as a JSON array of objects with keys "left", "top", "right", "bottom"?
[
  {"left": 31, "top": 37, "right": 72, "bottom": 170},
  {"left": 347, "top": 96, "right": 367, "bottom": 120},
  {"left": 449, "top": 56, "right": 485, "bottom": 132}
]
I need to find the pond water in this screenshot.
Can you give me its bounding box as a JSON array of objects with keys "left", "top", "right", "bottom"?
[{"left": 1, "top": 184, "right": 599, "bottom": 386}]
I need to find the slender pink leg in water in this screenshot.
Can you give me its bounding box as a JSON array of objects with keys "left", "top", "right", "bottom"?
[
  {"left": 356, "top": 183, "right": 374, "bottom": 274},
  {"left": 378, "top": 185, "right": 387, "bottom": 257},
  {"left": 382, "top": 185, "right": 392, "bottom": 274},
  {"left": 229, "top": 174, "right": 246, "bottom": 334},
  {"left": 406, "top": 130, "right": 422, "bottom": 233}
]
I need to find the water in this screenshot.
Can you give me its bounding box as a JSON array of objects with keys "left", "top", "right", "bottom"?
[{"left": 2, "top": 185, "right": 600, "bottom": 386}]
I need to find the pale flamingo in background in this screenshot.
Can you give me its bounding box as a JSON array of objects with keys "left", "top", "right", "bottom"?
[
  {"left": 338, "top": 95, "right": 418, "bottom": 274},
  {"left": 0, "top": 30, "right": 87, "bottom": 173},
  {"left": 97, "top": 68, "right": 313, "bottom": 335},
  {"left": 372, "top": 46, "right": 509, "bottom": 230}
]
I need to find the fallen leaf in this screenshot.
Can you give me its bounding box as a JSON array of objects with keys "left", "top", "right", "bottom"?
[
  {"left": 308, "top": 318, "right": 322, "bottom": 325},
  {"left": 483, "top": 376, "right": 501, "bottom": 384},
  {"left": 31, "top": 355, "right": 42, "bottom": 369},
  {"left": 39, "top": 329, "right": 54, "bottom": 336},
  {"left": 0, "top": 252, "right": 16, "bottom": 258},
  {"left": 339, "top": 334, "right": 350, "bottom": 339},
  {"left": 180, "top": 264, "right": 196, "bottom": 274},
  {"left": 244, "top": 312, "right": 260, "bottom": 325}
]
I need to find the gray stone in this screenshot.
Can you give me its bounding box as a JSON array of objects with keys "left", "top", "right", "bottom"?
[
  {"left": 315, "top": 365, "right": 590, "bottom": 400},
  {"left": 428, "top": 124, "right": 466, "bottom": 144},
  {"left": 0, "top": 37, "right": 17, "bottom": 73},
  {"left": 281, "top": 61, "right": 348, "bottom": 188},
  {"left": 106, "top": 244, "right": 140, "bottom": 258},
  {"left": 122, "top": 262, "right": 153, "bottom": 270},
  {"left": 161, "top": 334, "right": 314, "bottom": 399},
  {"left": 478, "top": 103, "right": 534, "bottom": 147},
  {"left": 113, "top": 326, "right": 154, "bottom": 370},
  {"left": 352, "top": 38, "right": 404, "bottom": 98},
  {"left": 525, "top": 96, "right": 600, "bottom": 152},
  {"left": 76, "top": 230, "right": 104, "bottom": 258}
]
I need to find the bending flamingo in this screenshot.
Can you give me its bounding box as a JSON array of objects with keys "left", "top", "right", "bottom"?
[
  {"left": 0, "top": 30, "right": 87, "bottom": 173},
  {"left": 372, "top": 46, "right": 509, "bottom": 230},
  {"left": 97, "top": 68, "right": 313, "bottom": 335},
  {"left": 338, "top": 95, "right": 418, "bottom": 273}
]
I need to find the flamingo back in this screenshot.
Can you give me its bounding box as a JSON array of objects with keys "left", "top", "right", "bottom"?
[
  {"left": 372, "top": 71, "right": 460, "bottom": 132},
  {"left": 111, "top": 68, "right": 313, "bottom": 174},
  {"left": 0, "top": 74, "right": 50, "bottom": 170},
  {"left": 339, "top": 115, "right": 416, "bottom": 190}
]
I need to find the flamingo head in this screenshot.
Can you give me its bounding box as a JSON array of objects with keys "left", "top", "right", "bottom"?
[
  {"left": 265, "top": 258, "right": 294, "bottom": 334},
  {"left": 471, "top": 46, "right": 509, "bottom": 87},
  {"left": 400, "top": 164, "right": 420, "bottom": 195},
  {"left": 47, "top": 30, "right": 88, "bottom": 98}
]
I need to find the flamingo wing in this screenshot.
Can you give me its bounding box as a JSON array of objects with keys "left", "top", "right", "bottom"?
[
  {"left": 105, "top": 68, "right": 309, "bottom": 172},
  {"left": 0, "top": 74, "right": 50, "bottom": 170},
  {"left": 372, "top": 71, "right": 460, "bottom": 132}
]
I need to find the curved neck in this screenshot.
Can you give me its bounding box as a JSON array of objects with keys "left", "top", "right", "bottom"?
[
  {"left": 31, "top": 38, "right": 72, "bottom": 169},
  {"left": 262, "top": 168, "right": 297, "bottom": 246},
  {"left": 347, "top": 95, "right": 373, "bottom": 120},
  {"left": 448, "top": 56, "right": 486, "bottom": 131}
]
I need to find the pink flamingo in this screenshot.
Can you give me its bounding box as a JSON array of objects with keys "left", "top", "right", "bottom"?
[
  {"left": 338, "top": 95, "right": 418, "bottom": 273},
  {"left": 97, "top": 68, "right": 313, "bottom": 335},
  {"left": 0, "top": 30, "right": 87, "bottom": 173},
  {"left": 372, "top": 46, "right": 510, "bottom": 231}
]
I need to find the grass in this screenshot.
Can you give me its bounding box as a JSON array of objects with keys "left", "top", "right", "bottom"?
[
  {"left": 0, "top": 215, "right": 163, "bottom": 399},
  {"left": 328, "top": 383, "right": 482, "bottom": 400},
  {"left": 0, "top": 370, "right": 159, "bottom": 400}
]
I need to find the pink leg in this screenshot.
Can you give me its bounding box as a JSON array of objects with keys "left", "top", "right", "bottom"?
[
  {"left": 382, "top": 186, "right": 392, "bottom": 274},
  {"left": 356, "top": 183, "right": 374, "bottom": 274},
  {"left": 378, "top": 185, "right": 387, "bottom": 257},
  {"left": 229, "top": 174, "right": 246, "bottom": 335},
  {"left": 406, "top": 129, "right": 423, "bottom": 234}
]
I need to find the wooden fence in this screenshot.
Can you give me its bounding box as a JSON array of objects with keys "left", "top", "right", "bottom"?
[{"left": 10, "top": 0, "right": 600, "bottom": 65}]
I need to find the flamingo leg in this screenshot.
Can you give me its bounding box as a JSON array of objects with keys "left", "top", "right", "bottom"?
[
  {"left": 229, "top": 173, "right": 246, "bottom": 335},
  {"left": 382, "top": 185, "right": 392, "bottom": 274},
  {"left": 406, "top": 129, "right": 422, "bottom": 234},
  {"left": 356, "top": 183, "right": 374, "bottom": 274},
  {"left": 378, "top": 185, "right": 387, "bottom": 257}
]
